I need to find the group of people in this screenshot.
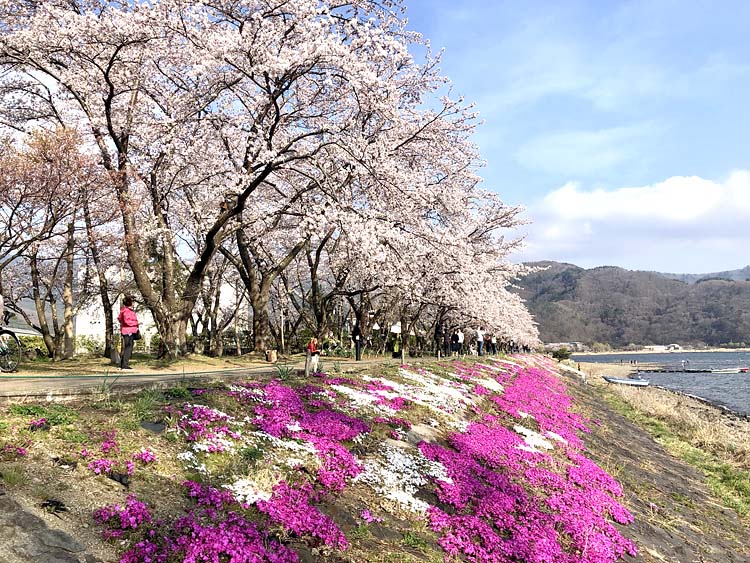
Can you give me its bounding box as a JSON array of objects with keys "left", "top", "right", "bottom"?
[{"left": 442, "top": 327, "right": 499, "bottom": 357}]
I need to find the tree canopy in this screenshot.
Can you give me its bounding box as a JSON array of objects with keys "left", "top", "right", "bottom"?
[{"left": 0, "top": 0, "right": 538, "bottom": 357}]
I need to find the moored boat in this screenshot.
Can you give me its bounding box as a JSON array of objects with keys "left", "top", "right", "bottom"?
[
  {"left": 602, "top": 376, "right": 650, "bottom": 387},
  {"left": 710, "top": 367, "right": 748, "bottom": 374}
]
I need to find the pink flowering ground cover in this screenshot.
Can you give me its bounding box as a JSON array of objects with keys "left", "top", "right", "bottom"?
[{"left": 79, "top": 356, "right": 637, "bottom": 563}]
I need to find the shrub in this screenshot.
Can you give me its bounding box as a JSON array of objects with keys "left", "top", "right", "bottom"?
[
  {"left": 76, "top": 335, "right": 104, "bottom": 355},
  {"left": 552, "top": 347, "right": 572, "bottom": 360}
]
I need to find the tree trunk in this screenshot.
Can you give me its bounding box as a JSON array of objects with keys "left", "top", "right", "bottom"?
[
  {"left": 208, "top": 307, "right": 222, "bottom": 357},
  {"left": 251, "top": 288, "right": 272, "bottom": 353},
  {"left": 29, "top": 252, "right": 57, "bottom": 358},
  {"left": 62, "top": 221, "right": 75, "bottom": 359},
  {"left": 234, "top": 315, "right": 242, "bottom": 356},
  {"left": 82, "top": 200, "right": 114, "bottom": 358},
  {"left": 400, "top": 314, "right": 409, "bottom": 361}
]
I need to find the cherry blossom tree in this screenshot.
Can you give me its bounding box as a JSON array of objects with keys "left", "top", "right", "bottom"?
[
  {"left": 0, "top": 0, "right": 540, "bottom": 355},
  {"left": 0, "top": 0, "right": 472, "bottom": 356},
  {"left": 0, "top": 130, "right": 79, "bottom": 277},
  {"left": 0, "top": 129, "right": 101, "bottom": 357}
]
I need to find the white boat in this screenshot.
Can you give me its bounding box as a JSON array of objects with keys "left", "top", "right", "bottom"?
[
  {"left": 710, "top": 368, "right": 749, "bottom": 374},
  {"left": 602, "top": 376, "right": 650, "bottom": 387}
]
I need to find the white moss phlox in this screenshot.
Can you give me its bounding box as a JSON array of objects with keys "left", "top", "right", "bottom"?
[
  {"left": 513, "top": 425, "right": 554, "bottom": 451},
  {"left": 225, "top": 477, "right": 272, "bottom": 504},
  {"left": 355, "top": 444, "right": 452, "bottom": 513}
]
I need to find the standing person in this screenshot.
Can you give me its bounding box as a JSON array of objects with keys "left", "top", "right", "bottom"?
[
  {"left": 352, "top": 322, "right": 362, "bottom": 361},
  {"left": 443, "top": 330, "right": 451, "bottom": 357},
  {"left": 490, "top": 334, "right": 497, "bottom": 355},
  {"left": 434, "top": 322, "right": 444, "bottom": 358},
  {"left": 457, "top": 329, "right": 464, "bottom": 355},
  {"left": 475, "top": 327, "right": 485, "bottom": 356},
  {"left": 306, "top": 337, "right": 321, "bottom": 375},
  {"left": 450, "top": 330, "right": 459, "bottom": 357},
  {"left": 117, "top": 296, "right": 140, "bottom": 370}
]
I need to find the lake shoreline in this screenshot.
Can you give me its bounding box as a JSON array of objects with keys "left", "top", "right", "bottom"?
[
  {"left": 572, "top": 346, "right": 750, "bottom": 355},
  {"left": 579, "top": 359, "right": 749, "bottom": 420},
  {"left": 564, "top": 362, "right": 750, "bottom": 561}
]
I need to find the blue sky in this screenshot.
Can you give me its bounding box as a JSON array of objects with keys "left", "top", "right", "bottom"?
[{"left": 405, "top": 1, "right": 750, "bottom": 273}]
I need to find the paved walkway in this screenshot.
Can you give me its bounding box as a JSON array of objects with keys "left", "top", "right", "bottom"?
[{"left": 0, "top": 356, "right": 410, "bottom": 400}]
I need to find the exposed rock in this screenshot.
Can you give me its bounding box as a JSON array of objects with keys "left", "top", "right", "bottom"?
[{"left": 0, "top": 495, "right": 102, "bottom": 563}]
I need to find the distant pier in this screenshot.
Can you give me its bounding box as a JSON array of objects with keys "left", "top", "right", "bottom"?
[
  {"left": 635, "top": 367, "right": 748, "bottom": 374},
  {"left": 636, "top": 368, "right": 707, "bottom": 373}
]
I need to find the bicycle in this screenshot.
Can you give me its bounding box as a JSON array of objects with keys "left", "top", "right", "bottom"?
[{"left": 0, "top": 327, "right": 21, "bottom": 372}]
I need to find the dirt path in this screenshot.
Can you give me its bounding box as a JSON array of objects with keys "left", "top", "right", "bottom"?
[{"left": 566, "top": 368, "right": 750, "bottom": 563}]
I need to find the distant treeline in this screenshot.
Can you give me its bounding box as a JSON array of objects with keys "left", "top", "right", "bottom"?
[{"left": 516, "top": 261, "right": 750, "bottom": 347}]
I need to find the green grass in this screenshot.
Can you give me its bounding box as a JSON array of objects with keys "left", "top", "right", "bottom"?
[
  {"left": 670, "top": 491, "right": 696, "bottom": 508},
  {"left": 350, "top": 524, "right": 371, "bottom": 540},
  {"left": 401, "top": 530, "right": 429, "bottom": 551},
  {"left": 163, "top": 385, "right": 191, "bottom": 400},
  {"left": 130, "top": 390, "right": 163, "bottom": 420},
  {"left": 604, "top": 391, "right": 750, "bottom": 517},
  {"left": 0, "top": 464, "right": 27, "bottom": 486},
  {"left": 381, "top": 554, "right": 418, "bottom": 563},
  {"left": 238, "top": 445, "right": 264, "bottom": 463},
  {"left": 58, "top": 427, "right": 89, "bottom": 444},
  {"left": 8, "top": 404, "right": 78, "bottom": 426},
  {"left": 117, "top": 417, "right": 141, "bottom": 431}
]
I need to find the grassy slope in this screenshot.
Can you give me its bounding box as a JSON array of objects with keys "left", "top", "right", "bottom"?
[{"left": 0, "top": 357, "right": 748, "bottom": 563}]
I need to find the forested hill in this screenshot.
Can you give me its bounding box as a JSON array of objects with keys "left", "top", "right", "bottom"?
[
  {"left": 516, "top": 261, "right": 750, "bottom": 347},
  {"left": 658, "top": 265, "right": 750, "bottom": 284}
]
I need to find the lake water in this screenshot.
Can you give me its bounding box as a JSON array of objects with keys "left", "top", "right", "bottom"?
[{"left": 571, "top": 351, "right": 750, "bottom": 417}]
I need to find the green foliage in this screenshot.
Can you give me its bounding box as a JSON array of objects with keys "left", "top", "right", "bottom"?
[
  {"left": 18, "top": 336, "right": 47, "bottom": 358},
  {"left": 117, "top": 417, "right": 141, "bottom": 431},
  {"left": 551, "top": 347, "right": 572, "bottom": 360},
  {"left": 275, "top": 364, "right": 293, "bottom": 380},
  {"left": 58, "top": 427, "right": 88, "bottom": 444},
  {"left": 401, "top": 530, "right": 429, "bottom": 550},
  {"left": 350, "top": 524, "right": 371, "bottom": 540},
  {"left": 0, "top": 464, "right": 26, "bottom": 486},
  {"left": 149, "top": 333, "right": 161, "bottom": 354},
  {"left": 130, "top": 390, "right": 163, "bottom": 420},
  {"left": 8, "top": 404, "right": 78, "bottom": 425},
  {"left": 75, "top": 335, "right": 103, "bottom": 354},
  {"left": 9, "top": 404, "right": 46, "bottom": 417},
  {"left": 238, "top": 445, "right": 264, "bottom": 463},
  {"left": 163, "top": 385, "right": 191, "bottom": 400}
]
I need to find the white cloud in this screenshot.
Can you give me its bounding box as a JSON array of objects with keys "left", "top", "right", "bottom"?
[{"left": 515, "top": 170, "right": 750, "bottom": 272}]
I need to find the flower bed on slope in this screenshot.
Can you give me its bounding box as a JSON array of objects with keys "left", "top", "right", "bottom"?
[{"left": 0, "top": 356, "right": 637, "bottom": 563}]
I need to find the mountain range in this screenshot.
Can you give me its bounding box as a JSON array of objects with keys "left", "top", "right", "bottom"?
[{"left": 516, "top": 262, "right": 750, "bottom": 347}]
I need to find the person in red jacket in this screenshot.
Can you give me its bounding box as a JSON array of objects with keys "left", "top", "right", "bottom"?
[
  {"left": 306, "top": 337, "right": 320, "bottom": 375},
  {"left": 117, "top": 296, "right": 140, "bottom": 369}
]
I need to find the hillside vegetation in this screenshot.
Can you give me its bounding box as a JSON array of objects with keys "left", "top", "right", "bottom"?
[
  {"left": 0, "top": 357, "right": 638, "bottom": 563},
  {"left": 517, "top": 261, "right": 750, "bottom": 347}
]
